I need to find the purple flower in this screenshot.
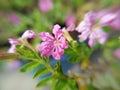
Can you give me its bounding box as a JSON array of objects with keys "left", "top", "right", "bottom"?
[
  {"left": 37, "top": 24, "right": 68, "bottom": 60},
  {"left": 76, "top": 12, "right": 108, "bottom": 47},
  {"left": 109, "top": 9, "right": 120, "bottom": 30},
  {"left": 7, "top": 13, "right": 20, "bottom": 25},
  {"left": 21, "top": 30, "right": 36, "bottom": 39},
  {"left": 88, "top": 27, "right": 108, "bottom": 47},
  {"left": 113, "top": 49, "right": 120, "bottom": 59},
  {"left": 97, "top": 8, "right": 120, "bottom": 30},
  {"left": 38, "top": 0, "right": 53, "bottom": 13}
]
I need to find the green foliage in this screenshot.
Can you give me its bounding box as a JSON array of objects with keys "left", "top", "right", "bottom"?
[
  {"left": 16, "top": 45, "right": 39, "bottom": 60},
  {"left": 33, "top": 67, "right": 48, "bottom": 78},
  {"left": 10, "top": 0, "right": 34, "bottom": 9},
  {"left": 19, "top": 61, "right": 40, "bottom": 72},
  {"left": 36, "top": 77, "right": 53, "bottom": 87},
  {"left": 71, "top": 0, "right": 85, "bottom": 7},
  {"left": 65, "top": 42, "right": 93, "bottom": 63}
]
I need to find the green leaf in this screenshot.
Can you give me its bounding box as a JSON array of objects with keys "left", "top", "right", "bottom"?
[
  {"left": 66, "top": 44, "right": 94, "bottom": 63},
  {"left": 20, "top": 61, "right": 40, "bottom": 72},
  {"left": 53, "top": 79, "right": 69, "bottom": 90},
  {"left": 33, "top": 67, "right": 48, "bottom": 79},
  {"left": 102, "top": 26, "right": 111, "bottom": 32},
  {"left": 36, "top": 77, "right": 52, "bottom": 87}
]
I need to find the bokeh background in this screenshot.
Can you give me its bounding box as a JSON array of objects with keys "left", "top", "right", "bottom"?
[{"left": 0, "top": 0, "right": 120, "bottom": 90}]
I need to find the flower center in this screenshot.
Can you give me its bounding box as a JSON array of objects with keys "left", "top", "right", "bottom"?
[{"left": 54, "top": 39, "right": 59, "bottom": 46}]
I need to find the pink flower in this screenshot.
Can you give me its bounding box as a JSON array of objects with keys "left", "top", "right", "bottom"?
[
  {"left": 65, "top": 13, "right": 76, "bottom": 31},
  {"left": 38, "top": 0, "right": 53, "bottom": 13},
  {"left": 7, "top": 13, "right": 20, "bottom": 25},
  {"left": 8, "top": 38, "right": 19, "bottom": 53},
  {"left": 8, "top": 45, "right": 17, "bottom": 53},
  {"left": 37, "top": 24, "right": 68, "bottom": 60},
  {"left": 76, "top": 12, "right": 108, "bottom": 47},
  {"left": 8, "top": 30, "right": 36, "bottom": 53},
  {"left": 8, "top": 38, "right": 19, "bottom": 45},
  {"left": 113, "top": 49, "right": 120, "bottom": 59},
  {"left": 65, "top": 13, "right": 76, "bottom": 26},
  {"left": 21, "top": 30, "right": 36, "bottom": 39}
]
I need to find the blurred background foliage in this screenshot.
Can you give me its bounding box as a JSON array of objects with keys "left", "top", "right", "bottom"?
[{"left": 0, "top": 0, "right": 120, "bottom": 90}]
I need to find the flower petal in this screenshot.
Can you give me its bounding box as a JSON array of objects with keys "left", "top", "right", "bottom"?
[
  {"left": 78, "top": 29, "right": 91, "bottom": 41},
  {"left": 8, "top": 38, "right": 19, "bottom": 45},
  {"left": 52, "top": 24, "right": 62, "bottom": 39},
  {"left": 21, "top": 30, "right": 36, "bottom": 39},
  {"left": 59, "top": 36, "right": 68, "bottom": 48},
  {"left": 37, "top": 42, "right": 53, "bottom": 57},
  {"left": 95, "top": 28, "right": 108, "bottom": 44},
  {"left": 8, "top": 45, "right": 16, "bottom": 53},
  {"left": 88, "top": 32, "right": 96, "bottom": 48},
  {"left": 39, "top": 32, "right": 54, "bottom": 41},
  {"left": 52, "top": 46, "right": 64, "bottom": 60},
  {"left": 37, "top": 41, "right": 53, "bottom": 51},
  {"left": 100, "top": 13, "right": 117, "bottom": 26}
]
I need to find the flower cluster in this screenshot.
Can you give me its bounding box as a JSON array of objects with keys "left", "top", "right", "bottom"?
[
  {"left": 8, "top": 24, "right": 68, "bottom": 60},
  {"left": 76, "top": 11, "right": 117, "bottom": 47},
  {"left": 8, "top": 9, "right": 120, "bottom": 60}
]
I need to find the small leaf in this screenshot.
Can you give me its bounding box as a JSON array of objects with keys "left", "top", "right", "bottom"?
[
  {"left": 36, "top": 77, "right": 52, "bottom": 87},
  {"left": 20, "top": 61, "right": 40, "bottom": 72},
  {"left": 33, "top": 67, "right": 48, "bottom": 79},
  {"left": 54, "top": 79, "right": 68, "bottom": 90}
]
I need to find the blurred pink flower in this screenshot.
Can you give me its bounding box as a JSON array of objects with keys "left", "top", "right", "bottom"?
[
  {"left": 37, "top": 24, "right": 68, "bottom": 60},
  {"left": 97, "top": 8, "right": 120, "bottom": 30},
  {"left": 76, "top": 12, "right": 108, "bottom": 47},
  {"left": 21, "top": 30, "right": 36, "bottom": 39},
  {"left": 65, "top": 13, "right": 76, "bottom": 31},
  {"left": 8, "top": 38, "right": 19, "bottom": 45},
  {"left": 8, "top": 45, "right": 17, "bottom": 53},
  {"left": 38, "top": 0, "right": 53, "bottom": 13},
  {"left": 7, "top": 13, "right": 20, "bottom": 25},
  {"left": 8, "top": 30, "right": 36, "bottom": 53},
  {"left": 88, "top": 27, "right": 108, "bottom": 47},
  {"left": 8, "top": 38, "right": 19, "bottom": 53},
  {"left": 109, "top": 9, "right": 120, "bottom": 30},
  {"left": 113, "top": 49, "right": 120, "bottom": 59}
]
